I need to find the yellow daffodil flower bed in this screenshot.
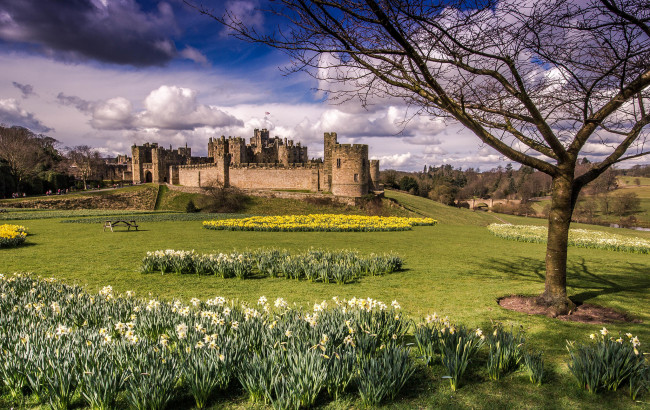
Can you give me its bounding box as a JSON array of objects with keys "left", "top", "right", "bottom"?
[
  {"left": 203, "top": 214, "right": 437, "bottom": 232},
  {"left": 0, "top": 224, "right": 27, "bottom": 247},
  {"left": 487, "top": 223, "right": 650, "bottom": 254}
]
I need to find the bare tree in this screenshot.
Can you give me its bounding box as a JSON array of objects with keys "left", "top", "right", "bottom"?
[
  {"left": 0, "top": 125, "right": 52, "bottom": 193},
  {"left": 199, "top": 180, "right": 250, "bottom": 213},
  {"left": 67, "top": 145, "right": 103, "bottom": 190},
  {"left": 611, "top": 191, "right": 641, "bottom": 216},
  {"left": 194, "top": 0, "right": 650, "bottom": 314}
]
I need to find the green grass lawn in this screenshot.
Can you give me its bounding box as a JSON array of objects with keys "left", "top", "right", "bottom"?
[{"left": 1, "top": 193, "right": 649, "bottom": 409}]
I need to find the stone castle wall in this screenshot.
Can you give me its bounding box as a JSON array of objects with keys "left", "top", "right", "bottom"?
[
  {"left": 177, "top": 164, "right": 224, "bottom": 187},
  {"left": 134, "top": 129, "right": 379, "bottom": 198},
  {"left": 229, "top": 166, "right": 317, "bottom": 191}
]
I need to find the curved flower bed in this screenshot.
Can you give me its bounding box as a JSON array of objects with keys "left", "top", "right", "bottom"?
[
  {"left": 203, "top": 214, "right": 437, "bottom": 232},
  {"left": 487, "top": 223, "right": 650, "bottom": 254},
  {"left": 0, "top": 224, "right": 28, "bottom": 247}
]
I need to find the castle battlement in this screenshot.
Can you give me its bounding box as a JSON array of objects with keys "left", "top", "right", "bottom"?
[
  {"left": 176, "top": 163, "right": 220, "bottom": 171},
  {"left": 229, "top": 162, "right": 317, "bottom": 170},
  {"left": 334, "top": 144, "right": 369, "bottom": 152}
]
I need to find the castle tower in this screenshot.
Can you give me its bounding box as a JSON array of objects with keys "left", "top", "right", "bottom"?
[
  {"left": 131, "top": 144, "right": 143, "bottom": 182},
  {"left": 132, "top": 143, "right": 156, "bottom": 183},
  {"left": 323, "top": 132, "right": 337, "bottom": 192},
  {"left": 331, "top": 144, "right": 369, "bottom": 197},
  {"left": 177, "top": 143, "right": 191, "bottom": 157},
  {"left": 229, "top": 137, "right": 248, "bottom": 164},
  {"left": 252, "top": 128, "right": 270, "bottom": 147},
  {"left": 151, "top": 146, "right": 166, "bottom": 183},
  {"left": 216, "top": 152, "right": 231, "bottom": 187},
  {"left": 369, "top": 160, "right": 380, "bottom": 191},
  {"left": 278, "top": 145, "right": 290, "bottom": 166}
]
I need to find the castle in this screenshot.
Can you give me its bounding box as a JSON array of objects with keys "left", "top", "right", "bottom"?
[{"left": 131, "top": 130, "right": 380, "bottom": 197}]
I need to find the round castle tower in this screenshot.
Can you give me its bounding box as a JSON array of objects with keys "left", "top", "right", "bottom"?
[{"left": 331, "top": 144, "right": 369, "bottom": 197}]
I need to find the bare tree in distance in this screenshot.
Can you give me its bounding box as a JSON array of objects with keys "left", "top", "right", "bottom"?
[
  {"left": 0, "top": 125, "right": 55, "bottom": 193},
  {"left": 192, "top": 0, "right": 650, "bottom": 314},
  {"left": 67, "top": 145, "right": 104, "bottom": 190}
]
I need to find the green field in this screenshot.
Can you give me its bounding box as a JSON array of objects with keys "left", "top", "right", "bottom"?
[
  {"left": 529, "top": 176, "right": 650, "bottom": 228},
  {"left": 1, "top": 190, "right": 649, "bottom": 408}
]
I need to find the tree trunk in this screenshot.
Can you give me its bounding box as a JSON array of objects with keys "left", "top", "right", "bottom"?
[{"left": 537, "top": 173, "right": 577, "bottom": 316}]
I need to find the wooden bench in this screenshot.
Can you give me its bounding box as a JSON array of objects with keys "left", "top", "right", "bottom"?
[{"left": 103, "top": 220, "right": 139, "bottom": 232}]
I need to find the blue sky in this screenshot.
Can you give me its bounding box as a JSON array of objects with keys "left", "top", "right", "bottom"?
[{"left": 1, "top": 0, "right": 646, "bottom": 171}]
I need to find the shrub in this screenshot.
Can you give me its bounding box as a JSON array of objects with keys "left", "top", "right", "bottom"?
[
  {"left": 324, "top": 351, "right": 356, "bottom": 400},
  {"left": 611, "top": 192, "right": 641, "bottom": 216},
  {"left": 485, "top": 324, "right": 525, "bottom": 380},
  {"left": 181, "top": 346, "right": 229, "bottom": 409},
  {"left": 185, "top": 199, "right": 199, "bottom": 213},
  {"left": 280, "top": 349, "right": 327, "bottom": 407},
  {"left": 78, "top": 341, "right": 126, "bottom": 410},
  {"left": 238, "top": 350, "right": 281, "bottom": 404},
  {"left": 199, "top": 182, "right": 249, "bottom": 213},
  {"left": 523, "top": 350, "right": 545, "bottom": 386},
  {"left": 441, "top": 332, "right": 484, "bottom": 391},
  {"left": 567, "top": 329, "right": 645, "bottom": 394},
  {"left": 357, "top": 345, "right": 416, "bottom": 406},
  {"left": 122, "top": 341, "right": 180, "bottom": 410},
  {"left": 0, "top": 224, "right": 27, "bottom": 247}
]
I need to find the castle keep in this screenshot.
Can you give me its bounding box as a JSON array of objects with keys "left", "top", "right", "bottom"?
[{"left": 131, "top": 130, "right": 380, "bottom": 197}]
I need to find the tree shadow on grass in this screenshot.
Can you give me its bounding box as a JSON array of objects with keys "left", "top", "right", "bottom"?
[
  {"left": 1, "top": 242, "right": 37, "bottom": 249},
  {"left": 472, "top": 256, "right": 650, "bottom": 305}
]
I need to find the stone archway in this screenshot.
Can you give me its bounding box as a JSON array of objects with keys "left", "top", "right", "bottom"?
[{"left": 145, "top": 171, "right": 153, "bottom": 183}]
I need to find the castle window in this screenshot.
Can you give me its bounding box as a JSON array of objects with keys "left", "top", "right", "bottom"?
[
  {"left": 336, "top": 158, "right": 341, "bottom": 168},
  {"left": 354, "top": 173, "right": 359, "bottom": 182}
]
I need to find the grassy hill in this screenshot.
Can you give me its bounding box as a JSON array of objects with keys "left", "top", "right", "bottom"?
[
  {"left": 528, "top": 176, "right": 650, "bottom": 227},
  {"left": 1, "top": 188, "right": 649, "bottom": 408},
  {"left": 0, "top": 184, "right": 159, "bottom": 210},
  {"left": 2, "top": 185, "right": 411, "bottom": 217},
  {"left": 384, "top": 189, "right": 503, "bottom": 225}
]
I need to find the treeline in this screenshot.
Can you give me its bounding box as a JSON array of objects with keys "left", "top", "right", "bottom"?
[
  {"left": 381, "top": 163, "right": 555, "bottom": 205},
  {"left": 381, "top": 161, "right": 647, "bottom": 206},
  {"left": 0, "top": 125, "right": 115, "bottom": 198}
]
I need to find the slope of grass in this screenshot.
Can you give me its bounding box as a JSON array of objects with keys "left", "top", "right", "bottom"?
[
  {"left": 1, "top": 191, "right": 648, "bottom": 408},
  {"left": 0, "top": 184, "right": 159, "bottom": 210},
  {"left": 618, "top": 175, "right": 650, "bottom": 188},
  {"left": 385, "top": 189, "right": 500, "bottom": 225}
]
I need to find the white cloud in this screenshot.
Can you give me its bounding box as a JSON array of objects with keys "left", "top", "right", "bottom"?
[
  {"left": 179, "top": 47, "right": 208, "bottom": 66},
  {"left": 423, "top": 145, "right": 446, "bottom": 155},
  {"left": 373, "top": 152, "right": 413, "bottom": 168},
  {"left": 91, "top": 97, "right": 134, "bottom": 130},
  {"left": 222, "top": 1, "right": 265, "bottom": 36},
  {"left": 0, "top": 98, "right": 52, "bottom": 132},
  {"left": 135, "top": 85, "right": 243, "bottom": 130}
]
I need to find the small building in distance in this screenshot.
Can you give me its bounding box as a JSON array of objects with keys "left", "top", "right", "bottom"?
[{"left": 131, "top": 129, "right": 380, "bottom": 197}]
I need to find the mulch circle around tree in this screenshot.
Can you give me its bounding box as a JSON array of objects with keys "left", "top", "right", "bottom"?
[{"left": 498, "top": 295, "right": 639, "bottom": 324}]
